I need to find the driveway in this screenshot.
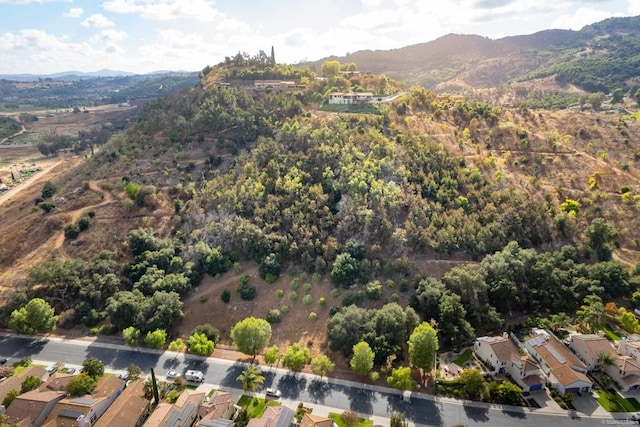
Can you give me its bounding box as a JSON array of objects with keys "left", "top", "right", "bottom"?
[
  {"left": 572, "top": 393, "right": 610, "bottom": 418},
  {"left": 529, "top": 389, "right": 565, "bottom": 413}
]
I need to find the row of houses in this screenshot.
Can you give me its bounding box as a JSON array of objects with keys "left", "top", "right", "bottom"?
[
  {"left": 0, "top": 368, "right": 149, "bottom": 427},
  {"left": 476, "top": 328, "right": 640, "bottom": 396},
  {"left": 0, "top": 367, "right": 335, "bottom": 427}
]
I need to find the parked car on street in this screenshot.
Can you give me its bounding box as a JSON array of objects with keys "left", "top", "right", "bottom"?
[
  {"left": 266, "top": 388, "right": 281, "bottom": 398},
  {"left": 166, "top": 371, "right": 181, "bottom": 380}
]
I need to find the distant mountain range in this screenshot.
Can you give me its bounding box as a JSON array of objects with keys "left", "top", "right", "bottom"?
[
  {"left": 309, "top": 15, "right": 640, "bottom": 93},
  {"left": 0, "top": 69, "right": 194, "bottom": 82}
]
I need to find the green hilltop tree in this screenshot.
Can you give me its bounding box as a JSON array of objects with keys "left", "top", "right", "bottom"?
[
  {"left": 408, "top": 322, "right": 439, "bottom": 383},
  {"left": 144, "top": 329, "right": 167, "bottom": 349},
  {"left": 9, "top": 298, "right": 58, "bottom": 335},
  {"left": 188, "top": 332, "right": 215, "bottom": 356},
  {"left": 231, "top": 317, "right": 272, "bottom": 362},
  {"left": 386, "top": 367, "right": 415, "bottom": 391},
  {"left": 321, "top": 60, "right": 341, "bottom": 79},
  {"left": 310, "top": 354, "right": 335, "bottom": 377},
  {"left": 281, "top": 343, "right": 311, "bottom": 371},
  {"left": 350, "top": 341, "right": 374, "bottom": 377}
]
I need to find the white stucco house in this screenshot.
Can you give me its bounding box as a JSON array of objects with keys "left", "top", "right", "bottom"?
[
  {"left": 474, "top": 334, "right": 544, "bottom": 392},
  {"left": 328, "top": 92, "right": 374, "bottom": 105},
  {"left": 525, "top": 329, "right": 592, "bottom": 395}
]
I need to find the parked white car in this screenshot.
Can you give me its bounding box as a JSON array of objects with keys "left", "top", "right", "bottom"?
[
  {"left": 166, "top": 371, "right": 181, "bottom": 380},
  {"left": 185, "top": 370, "right": 205, "bottom": 383}
]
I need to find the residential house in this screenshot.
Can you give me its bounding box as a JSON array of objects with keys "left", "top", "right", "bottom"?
[
  {"left": 0, "top": 366, "right": 47, "bottom": 404},
  {"left": 300, "top": 413, "right": 334, "bottom": 427},
  {"left": 3, "top": 371, "right": 72, "bottom": 426},
  {"left": 474, "top": 334, "right": 544, "bottom": 392},
  {"left": 94, "top": 379, "right": 150, "bottom": 427},
  {"left": 41, "top": 376, "right": 125, "bottom": 427},
  {"left": 568, "top": 334, "right": 616, "bottom": 371},
  {"left": 4, "top": 390, "right": 67, "bottom": 427},
  {"left": 607, "top": 355, "right": 640, "bottom": 391},
  {"left": 525, "top": 329, "right": 592, "bottom": 395},
  {"left": 620, "top": 335, "right": 640, "bottom": 361},
  {"left": 196, "top": 391, "right": 235, "bottom": 426},
  {"left": 247, "top": 405, "right": 295, "bottom": 427},
  {"left": 143, "top": 389, "right": 205, "bottom": 427},
  {"left": 328, "top": 92, "right": 374, "bottom": 105}
]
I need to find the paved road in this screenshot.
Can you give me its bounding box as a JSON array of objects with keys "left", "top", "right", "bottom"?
[{"left": 0, "top": 333, "right": 615, "bottom": 426}]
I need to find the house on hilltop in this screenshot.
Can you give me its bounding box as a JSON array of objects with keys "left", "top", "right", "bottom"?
[{"left": 328, "top": 92, "right": 374, "bottom": 105}]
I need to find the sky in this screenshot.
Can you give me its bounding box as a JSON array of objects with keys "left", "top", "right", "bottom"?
[{"left": 0, "top": 0, "right": 638, "bottom": 75}]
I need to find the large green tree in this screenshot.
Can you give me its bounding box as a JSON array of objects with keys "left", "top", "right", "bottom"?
[
  {"left": 81, "top": 357, "right": 104, "bottom": 379},
  {"left": 321, "top": 60, "right": 341, "bottom": 78},
  {"left": 9, "top": 298, "right": 58, "bottom": 335},
  {"left": 144, "top": 329, "right": 167, "bottom": 349},
  {"left": 188, "top": 332, "right": 215, "bottom": 356},
  {"left": 408, "top": 322, "right": 439, "bottom": 382},
  {"left": 386, "top": 367, "right": 415, "bottom": 391},
  {"left": 350, "top": 341, "right": 375, "bottom": 377},
  {"left": 310, "top": 354, "right": 335, "bottom": 377},
  {"left": 459, "top": 369, "right": 485, "bottom": 399},
  {"left": 67, "top": 373, "right": 97, "bottom": 397},
  {"left": 576, "top": 294, "right": 605, "bottom": 332},
  {"left": 281, "top": 343, "right": 311, "bottom": 371},
  {"left": 231, "top": 317, "right": 272, "bottom": 361}
]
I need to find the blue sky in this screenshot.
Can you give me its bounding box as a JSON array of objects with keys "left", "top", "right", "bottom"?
[{"left": 0, "top": 0, "right": 638, "bottom": 74}]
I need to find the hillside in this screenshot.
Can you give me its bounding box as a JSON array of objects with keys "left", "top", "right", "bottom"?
[
  {"left": 309, "top": 15, "right": 640, "bottom": 101},
  {"left": 0, "top": 59, "right": 640, "bottom": 364}
]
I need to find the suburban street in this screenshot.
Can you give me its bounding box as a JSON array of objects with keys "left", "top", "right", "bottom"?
[{"left": 0, "top": 332, "right": 621, "bottom": 426}]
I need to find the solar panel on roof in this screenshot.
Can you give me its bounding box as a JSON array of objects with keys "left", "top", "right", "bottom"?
[
  {"left": 70, "top": 397, "right": 97, "bottom": 405},
  {"left": 545, "top": 344, "right": 566, "bottom": 364},
  {"left": 59, "top": 408, "right": 84, "bottom": 419}
]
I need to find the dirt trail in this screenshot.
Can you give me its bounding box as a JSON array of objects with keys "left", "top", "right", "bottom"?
[
  {"left": 53, "top": 180, "right": 116, "bottom": 254},
  {"left": 0, "top": 179, "right": 117, "bottom": 289}
]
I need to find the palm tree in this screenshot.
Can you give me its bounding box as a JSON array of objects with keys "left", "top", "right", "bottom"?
[
  {"left": 597, "top": 351, "right": 616, "bottom": 370},
  {"left": 576, "top": 294, "right": 604, "bottom": 332},
  {"left": 236, "top": 366, "right": 265, "bottom": 392},
  {"left": 550, "top": 312, "right": 572, "bottom": 333}
]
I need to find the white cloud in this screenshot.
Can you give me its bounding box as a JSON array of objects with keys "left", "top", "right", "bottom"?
[
  {"left": 629, "top": 0, "right": 640, "bottom": 15},
  {"left": 551, "top": 7, "right": 623, "bottom": 30},
  {"left": 0, "top": 28, "right": 135, "bottom": 73},
  {"left": 90, "top": 29, "right": 128, "bottom": 43},
  {"left": 82, "top": 14, "right": 115, "bottom": 28},
  {"left": 0, "top": 0, "right": 68, "bottom": 3},
  {"left": 103, "top": 0, "right": 232, "bottom": 22},
  {"left": 63, "top": 7, "right": 83, "bottom": 18}
]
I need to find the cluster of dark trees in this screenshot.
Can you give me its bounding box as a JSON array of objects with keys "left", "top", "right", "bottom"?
[
  {"left": 327, "top": 302, "right": 419, "bottom": 365},
  {"left": 189, "top": 97, "right": 549, "bottom": 274},
  {"left": 411, "top": 240, "right": 638, "bottom": 348}
]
